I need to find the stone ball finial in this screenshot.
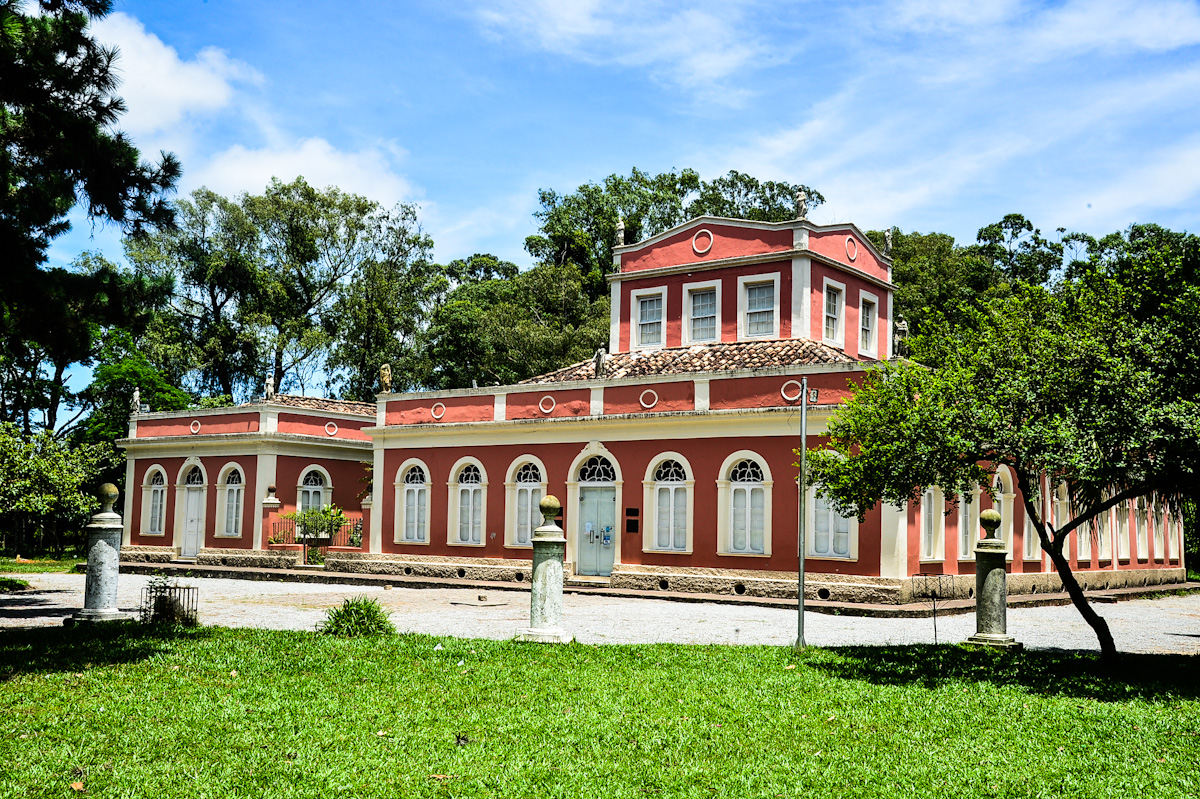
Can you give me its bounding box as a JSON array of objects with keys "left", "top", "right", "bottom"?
[
  {"left": 539, "top": 495, "right": 561, "bottom": 523},
  {"left": 98, "top": 483, "right": 119, "bottom": 513},
  {"left": 980, "top": 508, "right": 1002, "bottom": 538}
]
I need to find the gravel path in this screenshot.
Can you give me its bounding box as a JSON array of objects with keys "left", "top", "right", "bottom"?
[{"left": 4, "top": 572, "right": 1198, "bottom": 654}]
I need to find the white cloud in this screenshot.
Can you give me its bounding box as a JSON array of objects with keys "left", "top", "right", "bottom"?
[
  {"left": 191, "top": 138, "right": 418, "bottom": 207},
  {"left": 91, "top": 13, "right": 262, "bottom": 138},
  {"left": 472, "top": 0, "right": 770, "bottom": 97}
]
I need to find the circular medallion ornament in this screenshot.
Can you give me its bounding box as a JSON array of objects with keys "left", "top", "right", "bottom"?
[
  {"left": 324, "top": 421, "right": 339, "bottom": 436},
  {"left": 692, "top": 228, "right": 714, "bottom": 255},
  {"left": 539, "top": 395, "right": 556, "bottom": 414},
  {"left": 189, "top": 420, "right": 201, "bottom": 434},
  {"left": 430, "top": 402, "right": 446, "bottom": 420},
  {"left": 780, "top": 380, "right": 803, "bottom": 402},
  {"left": 639, "top": 389, "right": 659, "bottom": 409},
  {"left": 845, "top": 236, "right": 859, "bottom": 261}
]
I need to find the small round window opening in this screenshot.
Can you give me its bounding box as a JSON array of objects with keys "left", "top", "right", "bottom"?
[
  {"left": 780, "top": 380, "right": 803, "bottom": 402},
  {"left": 538, "top": 395, "right": 556, "bottom": 414},
  {"left": 691, "top": 228, "right": 714, "bottom": 255},
  {"left": 189, "top": 420, "right": 201, "bottom": 434},
  {"left": 430, "top": 402, "right": 446, "bottom": 420}
]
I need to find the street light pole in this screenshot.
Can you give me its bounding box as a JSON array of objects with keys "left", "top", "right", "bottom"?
[{"left": 795, "top": 376, "right": 807, "bottom": 650}]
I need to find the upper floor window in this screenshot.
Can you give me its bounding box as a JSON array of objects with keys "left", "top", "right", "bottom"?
[
  {"left": 637, "top": 294, "right": 663, "bottom": 347},
  {"left": 745, "top": 283, "right": 775, "bottom": 337},
  {"left": 690, "top": 289, "right": 717, "bottom": 342},
  {"left": 824, "top": 285, "right": 843, "bottom": 343},
  {"left": 859, "top": 295, "right": 877, "bottom": 357},
  {"left": 300, "top": 470, "right": 325, "bottom": 512}
]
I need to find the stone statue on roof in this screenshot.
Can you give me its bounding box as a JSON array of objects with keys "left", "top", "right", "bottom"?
[
  {"left": 130, "top": 387, "right": 140, "bottom": 416},
  {"left": 265, "top": 372, "right": 275, "bottom": 400},
  {"left": 794, "top": 188, "right": 808, "bottom": 220},
  {"left": 885, "top": 227, "right": 894, "bottom": 256},
  {"left": 615, "top": 216, "right": 625, "bottom": 247},
  {"left": 380, "top": 363, "right": 393, "bottom": 393},
  {"left": 592, "top": 348, "right": 608, "bottom": 378}
]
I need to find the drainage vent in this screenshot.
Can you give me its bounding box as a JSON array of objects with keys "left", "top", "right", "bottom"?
[
  {"left": 733, "top": 583, "right": 746, "bottom": 595},
  {"left": 456, "top": 567, "right": 467, "bottom": 578},
  {"left": 403, "top": 566, "right": 413, "bottom": 576},
  {"left": 514, "top": 572, "right": 525, "bottom": 582},
  {"left": 658, "top": 579, "right": 669, "bottom": 590},
  {"left": 817, "top": 588, "right": 832, "bottom": 601},
  {"left": 968, "top": 588, "right": 975, "bottom": 599}
]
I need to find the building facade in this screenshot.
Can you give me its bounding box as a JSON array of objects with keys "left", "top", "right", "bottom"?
[{"left": 119, "top": 215, "right": 1187, "bottom": 601}]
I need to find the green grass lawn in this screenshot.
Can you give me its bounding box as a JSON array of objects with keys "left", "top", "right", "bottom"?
[
  {"left": 0, "top": 555, "right": 86, "bottom": 574},
  {"left": 1, "top": 624, "right": 1196, "bottom": 799}
]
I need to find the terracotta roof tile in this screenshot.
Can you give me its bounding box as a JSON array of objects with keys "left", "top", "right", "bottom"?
[
  {"left": 241, "top": 394, "right": 375, "bottom": 417},
  {"left": 521, "top": 340, "right": 859, "bottom": 384}
]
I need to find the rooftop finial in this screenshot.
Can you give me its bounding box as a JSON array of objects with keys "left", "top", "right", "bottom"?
[
  {"left": 130, "top": 387, "right": 140, "bottom": 417},
  {"left": 593, "top": 348, "right": 608, "bottom": 378},
  {"left": 379, "top": 363, "right": 393, "bottom": 394},
  {"left": 265, "top": 372, "right": 276, "bottom": 400},
  {"left": 794, "top": 188, "right": 808, "bottom": 220},
  {"left": 885, "top": 227, "right": 894, "bottom": 256},
  {"left": 615, "top": 216, "right": 626, "bottom": 246}
]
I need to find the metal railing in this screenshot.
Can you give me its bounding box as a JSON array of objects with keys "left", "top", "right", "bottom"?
[{"left": 270, "top": 518, "right": 364, "bottom": 565}]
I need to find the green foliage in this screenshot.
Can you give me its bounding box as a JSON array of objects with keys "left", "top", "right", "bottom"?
[
  {"left": 0, "top": 576, "right": 30, "bottom": 592},
  {"left": 808, "top": 223, "right": 1200, "bottom": 660},
  {"left": 0, "top": 555, "right": 85, "bottom": 572},
  {"left": 2, "top": 625, "right": 1198, "bottom": 797},
  {"left": 282, "top": 504, "right": 348, "bottom": 539},
  {"left": 316, "top": 596, "right": 396, "bottom": 637}
]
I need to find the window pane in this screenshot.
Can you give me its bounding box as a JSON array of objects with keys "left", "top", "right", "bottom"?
[
  {"left": 657, "top": 486, "right": 671, "bottom": 549},
  {"left": 814, "top": 497, "right": 830, "bottom": 554},
  {"left": 417, "top": 489, "right": 426, "bottom": 540},
  {"left": 405, "top": 489, "right": 416, "bottom": 540},
  {"left": 673, "top": 487, "right": 687, "bottom": 550},
  {"left": 860, "top": 300, "right": 875, "bottom": 350},
  {"left": 517, "top": 489, "right": 530, "bottom": 544},
  {"left": 691, "top": 289, "right": 717, "bottom": 341},
  {"left": 732, "top": 487, "right": 747, "bottom": 551},
  {"left": 471, "top": 488, "right": 482, "bottom": 543},
  {"left": 750, "top": 487, "right": 764, "bottom": 553},
  {"left": 638, "top": 296, "right": 662, "bottom": 346},
  {"left": 747, "top": 283, "right": 773, "bottom": 311},
  {"left": 459, "top": 489, "right": 471, "bottom": 542}
]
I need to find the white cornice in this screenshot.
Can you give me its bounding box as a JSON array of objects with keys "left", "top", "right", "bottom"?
[
  {"left": 119, "top": 431, "right": 371, "bottom": 458},
  {"left": 133, "top": 402, "right": 372, "bottom": 423}
]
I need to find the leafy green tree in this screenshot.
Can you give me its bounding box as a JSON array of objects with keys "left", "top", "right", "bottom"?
[
  {"left": 327, "top": 204, "right": 438, "bottom": 400},
  {"left": 0, "top": 422, "right": 118, "bottom": 555},
  {"left": 526, "top": 168, "right": 821, "bottom": 301},
  {"left": 125, "top": 188, "right": 262, "bottom": 399},
  {"left": 808, "top": 224, "right": 1200, "bottom": 661},
  {"left": 1, "top": 0, "right": 179, "bottom": 313}
]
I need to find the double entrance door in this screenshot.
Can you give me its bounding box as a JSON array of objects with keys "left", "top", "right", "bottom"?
[
  {"left": 576, "top": 486, "right": 616, "bottom": 577},
  {"left": 181, "top": 487, "right": 204, "bottom": 558}
]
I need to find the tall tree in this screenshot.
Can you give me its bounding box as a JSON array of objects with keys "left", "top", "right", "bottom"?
[
  {"left": 1, "top": 0, "right": 179, "bottom": 316},
  {"left": 125, "top": 188, "right": 262, "bottom": 399},
  {"left": 807, "top": 223, "right": 1200, "bottom": 661}
]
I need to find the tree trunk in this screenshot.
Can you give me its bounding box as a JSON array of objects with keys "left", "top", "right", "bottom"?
[{"left": 1045, "top": 540, "right": 1118, "bottom": 662}]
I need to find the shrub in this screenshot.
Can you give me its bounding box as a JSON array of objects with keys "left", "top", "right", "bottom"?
[
  {"left": 0, "top": 577, "right": 31, "bottom": 592},
  {"left": 316, "top": 596, "right": 395, "bottom": 637}
]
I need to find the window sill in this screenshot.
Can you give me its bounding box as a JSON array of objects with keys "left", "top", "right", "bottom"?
[
  {"left": 214, "top": 533, "right": 242, "bottom": 539},
  {"left": 504, "top": 542, "right": 533, "bottom": 550},
  {"left": 919, "top": 557, "right": 944, "bottom": 564},
  {"left": 140, "top": 531, "right": 166, "bottom": 537},
  {"left": 644, "top": 547, "right": 693, "bottom": 555},
  {"left": 717, "top": 550, "right": 771, "bottom": 558},
  {"left": 822, "top": 338, "right": 845, "bottom": 350},
  {"left": 447, "top": 541, "right": 485, "bottom": 547},
  {"left": 807, "top": 554, "right": 858, "bottom": 562},
  {"left": 393, "top": 539, "right": 430, "bottom": 546}
]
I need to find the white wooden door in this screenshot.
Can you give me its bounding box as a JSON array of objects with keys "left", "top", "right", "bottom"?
[
  {"left": 577, "top": 487, "right": 616, "bottom": 576},
  {"left": 182, "top": 488, "right": 203, "bottom": 557}
]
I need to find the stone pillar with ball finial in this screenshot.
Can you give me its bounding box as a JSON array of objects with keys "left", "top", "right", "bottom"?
[
  {"left": 70, "top": 483, "right": 132, "bottom": 624},
  {"left": 515, "top": 495, "right": 573, "bottom": 643},
  {"left": 966, "top": 508, "right": 1021, "bottom": 649}
]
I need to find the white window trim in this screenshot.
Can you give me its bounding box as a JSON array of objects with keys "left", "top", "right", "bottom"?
[
  {"left": 641, "top": 452, "right": 695, "bottom": 554},
  {"left": 716, "top": 450, "right": 773, "bottom": 557},
  {"left": 446, "top": 456, "right": 488, "bottom": 547},
  {"left": 807, "top": 484, "right": 859, "bottom": 561},
  {"left": 821, "top": 276, "right": 847, "bottom": 349},
  {"left": 681, "top": 279, "right": 722, "bottom": 346},
  {"left": 920, "top": 487, "right": 946, "bottom": 562},
  {"left": 1138, "top": 498, "right": 1151, "bottom": 560},
  {"left": 504, "top": 455, "right": 549, "bottom": 549},
  {"left": 1096, "top": 506, "right": 1114, "bottom": 561},
  {"left": 630, "top": 285, "right": 668, "bottom": 351},
  {"left": 858, "top": 289, "right": 879, "bottom": 358},
  {"left": 215, "top": 461, "right": 246, "bottom": 538},
  {"left": 1116, "top": 500, "right": 1131, "bottom": 560},
  {"left": 1165, "top": 510, "right": 1179, "bottom": 560},
  {"left": 736, "top": 272, "right": 780, "bottom": 341},
  {"left": 394, "top": 457, "right": 431, "bottom": 546},
  {"left": 958, "top": 485, "right": 980, "bottom": 561},
  {"left": 991, "top": 466, "right": 1015, "bottom": 561},
  {"left": 140, "top": 465, "right": 169, "bottom": 537},
  {"left": 297, "top": 464, "right": 334, "bottom": 512}
]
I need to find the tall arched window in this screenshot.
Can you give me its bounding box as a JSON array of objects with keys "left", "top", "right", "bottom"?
[
  {"left": 223, "top": 469, "right": 243, "bottom": 536},
  {"left": 1137, "top": 498, "right": 1150, "bottom": 560},
  {"left": 456, "top": 464, "right": 483, "bottom": 544},
  {"left": 654, "top": 459, "right": 687, "bottom": 552},
  {"left": 729, "top": 459, "right": 765, "bottom": 554},
  {"left": 1151, "top": 499, "right": 1164, "bottom": 560},
  {"left": 811, "top": 491, "right": 852, "bottom": 558},
  {"left": 185, "top": 466, "right": 204, "bottom": 485},
  {"left": 300, "top": 470, "right": 325, "bottom": 512},
  {"left": 920, "top": 487, "right": 944, "bottom": 561},
  {"left": 514, "top": 463, "right": 542, "bottom": 546},
  {"left": 958, "top": 485, "right": 978, "bottom": 561},
  {"left": 147, "top": 471, "right": 166, "bottom": 535},
  {"left": 402, "top": 465, "right": 428, "bottom": 542}
]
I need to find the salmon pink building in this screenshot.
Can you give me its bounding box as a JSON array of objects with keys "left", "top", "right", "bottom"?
[{"left": 119, "top": 214, "right": 1187, "bottom": 602}]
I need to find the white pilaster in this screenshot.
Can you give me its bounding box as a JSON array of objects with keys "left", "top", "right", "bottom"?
[
  {"left": 793, "top": 256, "right": 811, "bottom": 341},
  {"left": 494, "top": 392, "right": 507, "bottom": 422},
  {"left": 121, "top": 457, "right": 135, "bottom": 546},
  {"left": 590, "top": 387, "right": 604, "bottom": 416},
  {"left": 878, "top": 501, "right": 908, "bottom": 578},
  {"left": 369, "top": 444, "right": 385, "bottom": 553},
  {"left": 694, "top": 379, "right": 710, "bottom": 412},
  {"left": 253, "top": 453, "right": 277, "bottom": 550},
  {"left": 609, "top": 279, "right": 621, "bottom": 353}
]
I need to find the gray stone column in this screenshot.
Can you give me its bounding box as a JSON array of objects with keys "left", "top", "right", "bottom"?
[
  {"left": 966, "top": 508, "right": 1020, "bottom": 649},
  {"left": 515, "top": 495, "right": 573, "bottom": 644},
  {"left": 70, "top": 484, "right": 132, "bottom": 624}
]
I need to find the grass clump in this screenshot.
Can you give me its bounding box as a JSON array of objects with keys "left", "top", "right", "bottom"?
[
  {"left": 0, "top": 576, "right": 30, "bottom": 592},
  {"left": 0, "top": 555, "right": 86, "bottom": 574},
  {"left": 316, "top": 595, "right": 395, "bottom": 637}
]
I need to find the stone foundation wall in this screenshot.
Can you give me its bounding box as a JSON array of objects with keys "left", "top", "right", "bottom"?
[
  {"left": 325, "top": 551, "right": 534, "bottom": 583},
  {"left": 197, "top": 548, "right": 302, "bottom": 569},
  {"left": 119, "top": 545, "right": 177, "bottom": 563}
]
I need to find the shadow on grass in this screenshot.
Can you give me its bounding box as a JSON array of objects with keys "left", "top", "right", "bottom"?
[
  {"left": 805, "top": 644, "right": 1199, "bottom": 702},
  {"left": 0, "top": 621, "right": 212, "bottom": 678}
]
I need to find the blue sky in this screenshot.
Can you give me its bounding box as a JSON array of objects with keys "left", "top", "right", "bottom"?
[{"left": 48, "top": 0, "right": 1200, "bottom": 272}]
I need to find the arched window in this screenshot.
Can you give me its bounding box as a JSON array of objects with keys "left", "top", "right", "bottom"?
[
  {"left": 1096, "top": 504, "right": 1113, "bottom": 561},
  {"left": 222, "top": 469, "right": 244, "bottom": 537},
  {"left": 1024, "top": 497, "right": 1042, "bottom": 561},
  {"left": 456, "top": 464, "right": 483, "bottom": 544},
  {"left": 1150, "top": 499, "right": 1163, "bottom": 560},
  {"left": 514, "top": 463, "right": 542, "bottom": 546},
  {"left": 147, "top": 471, "right": 166, "bottom": 535},
  {"left": 653, "top": 459, "right": 687, "bottom": 551},
  {"left": 1137, "top": 498, "right": 1150, "bottom": 560},
  {"left": 401, "top": 465, "right": 428, "bottom": 543},
  {"left": 300, "top": 470, "right": 325, "bottom": 512},
  {"left": 578, "top": 456, "right": 616, "bottom": 483},
  {"left": 728, "top": 459, "right": 765, "bottom": 554},
  {"left": 921, "top": 487, "right": 944, "bottom": 561},
  {"left": 185, "top": 466, "right": 204, "bottom": 485},
  {"left": 1115, "top": 500, "right": 1130, "bottom": 560},
  {"left": 958, "top": 484, "right": 978, "bottom": 561},
  {"left": 811, "top": 490, "right": 852, "bottom": 558}
]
